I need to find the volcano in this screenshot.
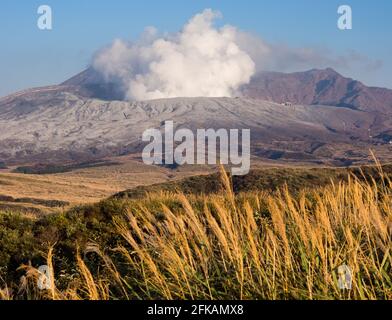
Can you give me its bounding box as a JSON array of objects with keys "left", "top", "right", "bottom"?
[{"left": 0, "top": 68, "right": 391, "bottom": 166}]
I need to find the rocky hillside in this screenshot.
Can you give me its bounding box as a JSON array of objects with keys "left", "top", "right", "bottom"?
[
  {"left": 1, "top": 68, "right": 392, "bottom": 166},
  {"left": 241, "top": 68, "right": 392, "bottom": 114}
]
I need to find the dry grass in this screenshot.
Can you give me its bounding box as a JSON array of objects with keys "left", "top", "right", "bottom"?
[
  {"left": 9, "top": 164, "right": 391, "bottom": 300},
  {"left": 0, "top": 155, "right": 213, "bottom": 207}
]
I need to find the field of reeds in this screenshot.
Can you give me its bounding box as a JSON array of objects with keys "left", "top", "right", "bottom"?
[{"left": 0, "top": 164, "right": 391, "bottom": 300}]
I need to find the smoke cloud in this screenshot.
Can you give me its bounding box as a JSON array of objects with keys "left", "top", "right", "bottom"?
[
  {"left": 92, "top": 8, "right": 383, "bottom": 101},
  {"left": 93, "top": 9, "right": 256, "bottom": 101}
]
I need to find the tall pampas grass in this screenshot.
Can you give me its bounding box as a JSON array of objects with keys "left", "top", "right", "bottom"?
[{"left": 13, "top": 165, "right": 392, "bottom": 300}]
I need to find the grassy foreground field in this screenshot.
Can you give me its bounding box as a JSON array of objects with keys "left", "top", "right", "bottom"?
[{"left": 0, "top": 164, "right": 391, "bottom": 300}]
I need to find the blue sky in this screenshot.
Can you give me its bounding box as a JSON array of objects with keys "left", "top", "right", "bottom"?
[{"left": 0, "top": 0, "right": 391, "bottom": 97}]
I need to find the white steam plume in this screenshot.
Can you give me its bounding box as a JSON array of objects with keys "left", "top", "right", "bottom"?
[{"left": 93, "top": 9, "right": 256, "bottom": 101}]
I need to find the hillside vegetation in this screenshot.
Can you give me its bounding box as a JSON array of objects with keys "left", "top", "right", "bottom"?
[
  {"left": 115, "top": 164, "right": 392, "bottom": 198},
  {"left": 0, "top": 164, "right": 391, "bottom": 300}
]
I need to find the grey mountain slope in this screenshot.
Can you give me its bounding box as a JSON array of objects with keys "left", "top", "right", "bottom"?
[
  {"left": 1, "top": 67, "right": 392, "bottom": 165},
  {"left": 61, "top": 68, "right": 124, "bottom": 101},
  {"left": 60, "top": 67, "right": 392, "bottom": 114},
  {"left": 1, "top": 89, "right": 391, "bottom": 165}
]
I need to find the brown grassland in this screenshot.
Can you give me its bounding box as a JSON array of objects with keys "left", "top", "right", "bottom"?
[
  {"left": 0, "top": 160, "right": 391, "bottom": 300},
  {"left": 0, "top": 155, "right": 214, "bottom": 208}
]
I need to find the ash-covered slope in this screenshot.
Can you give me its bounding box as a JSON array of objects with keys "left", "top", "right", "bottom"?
[
  {"left": 1, "top": 67, "right": 392, "bottom": 166},
  {"left": 0, "top": 89, "right": 391, "bottom": 165},
  {"left": 61, "top": 68, "right": 124, "bottom": 101},
  {"left": 59, "top": 67, "right": 392, "bottom": 115}
]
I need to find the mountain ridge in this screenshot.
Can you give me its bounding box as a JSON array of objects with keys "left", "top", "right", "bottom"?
[
  {"left": 1, "top": 68, "right": 392, "bottom": 166},
  {"left": 2, "top": 67, "right": 392, "bottom": 114},
  {"left": 241, "top": 68, "right": 392, "bottom": 113},
  {"left": 56, "top": 67, "right": 392, "bottom": 114}
]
